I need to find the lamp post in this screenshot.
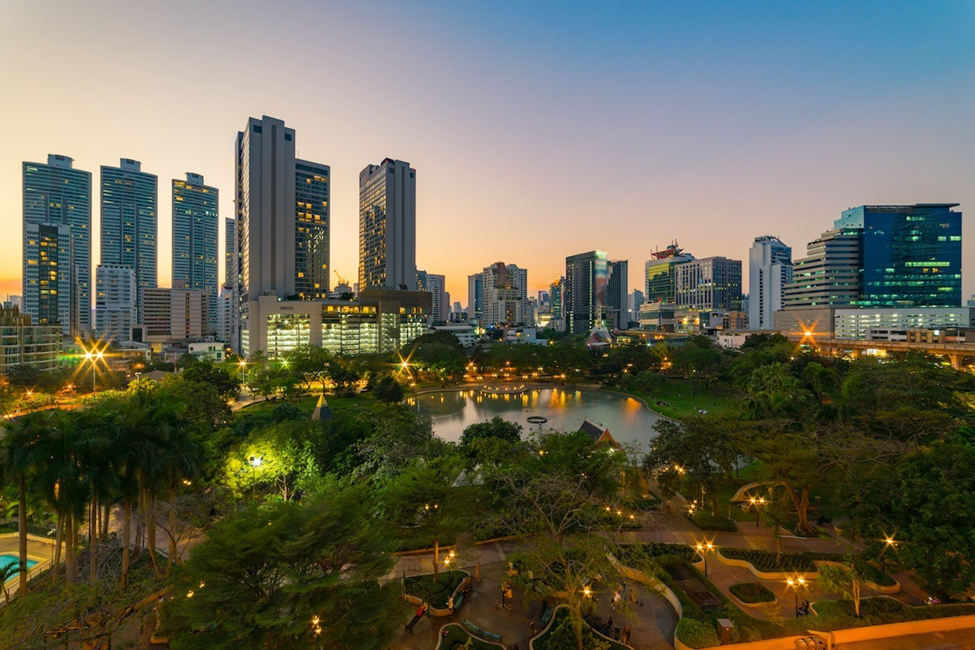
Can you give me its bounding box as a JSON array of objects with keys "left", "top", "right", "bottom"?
[
  {"left": 238, "top": 359, "right": 247, "bottom": 387},
  {"left": 84, "top": 350, "right": 104, "bottom": 392},
  {"left": 695, "top": 540, "right": 714, "bottom": 577},
  {"left": 787, "top": 576, "right": 806, "bottom": 617},
  {"left": 749, "top": 495, "right": 767, "bottom": 528},
  {"left": 880, "top": 536, "right": 897, "bottom": 574}
]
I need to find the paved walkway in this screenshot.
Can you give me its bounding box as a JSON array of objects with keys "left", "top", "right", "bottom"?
[{"left": 835, "top": 628, "right": 975, "bottom": 650}]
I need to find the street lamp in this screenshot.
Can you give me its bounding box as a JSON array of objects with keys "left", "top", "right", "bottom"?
[
  {"left": 749, "top": 495, "right": 767, "bottom": 528},
  {"left": 695, "top": 540, "right": 715, "bottom": 577},
  {"left": 84, "top": 349, "right": 104, "bottom": 392},
  {"left": 249, "top": 456, "right": 263, "bottom": 468},
  {"left": 786, "top": 576, "right": 806, "bottom": 617},
  {"left": 880, "top": 536, "right": 897, "bottom": 574}
]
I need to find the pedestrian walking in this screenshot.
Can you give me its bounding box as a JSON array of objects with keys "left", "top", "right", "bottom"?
[{"left": 504, "top": 585, "right": 513, "bottom": 610}]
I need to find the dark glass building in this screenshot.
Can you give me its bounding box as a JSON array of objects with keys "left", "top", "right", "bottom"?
[{"left": 834, "top": 204, "right": 962, "bottom": 308}]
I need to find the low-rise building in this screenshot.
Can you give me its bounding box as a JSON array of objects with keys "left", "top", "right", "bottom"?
[
  {"left": 143, "top": 287, "right": 210, "bottom": 349},
  {"left": 833, "top": 307, "right": 974, "bottom": 341},
  {"left": 430, "top": 324, "right": 478, "bottom": 350},
  {"left": 0, "top": 304, "right": 61, "bottom": 373}
]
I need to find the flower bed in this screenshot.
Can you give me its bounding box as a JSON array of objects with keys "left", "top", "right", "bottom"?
[
  {"left": 728, "top": 582, "right": 775, "bottom": 604},
  {"left": 403, "top": 570, "right": 467, "bottom": 609},
  {"left": 720, "top": 548, "right": 816, "bottom": 573}
]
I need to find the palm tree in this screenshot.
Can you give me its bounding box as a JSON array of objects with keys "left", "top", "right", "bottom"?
[{"left": 0, "top": 412, "right": 48, "bottom": 595}]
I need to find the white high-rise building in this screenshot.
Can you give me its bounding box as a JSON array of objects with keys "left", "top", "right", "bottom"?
[
  {"left": 481, "top": 262, "right": 529, "bottom": 327},
  {"left": 748, "top": 236, "right": 793, "bottom": 330},
  {"left": 216, "top": 285, "right": 234, "bottom": 343},
  {"left": 359, "top": 159, "right": 416, "bottom": 291},
  {"left": 95, "top": 264, "right": 136, "bottom": 343},
  {"left": 417, "top": 271, "right": 448, "bottom": 322}
]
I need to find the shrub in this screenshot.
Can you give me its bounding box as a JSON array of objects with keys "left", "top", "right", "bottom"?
[
  {"left": 618, "top": 542, "right": 695, "bottom": 564},
  {"left": 686, "top": 510, "right": 737, "bottom": 532},
  {"left": 533, "top": 609, "right": 628, "bottom": 650},
  {"left": 676, "top": 617, "right": 719, "bottom": 649},
  {"left": 720, "top": 548, "right": 816, "bottom": 573},
  {"left": 729, "top": 582, "right": 775, "bottom": 603},
  {"left": 403, "top": 570, "right": 466, "bottom": 608}
]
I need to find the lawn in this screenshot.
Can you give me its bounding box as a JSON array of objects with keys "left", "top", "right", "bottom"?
[
  {"left": 728, "top": 583, "right": 775, "bottom": 604},
  {"left": 237, "top": 392, "right": 382, "bottom": 416},
  {"left": 620, "top": 379, "right": 741, "bottom": 420}
]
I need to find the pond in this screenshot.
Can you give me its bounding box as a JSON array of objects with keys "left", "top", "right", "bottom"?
[{"left": 407, "top": 387, "right": 667, "bottom": 454}]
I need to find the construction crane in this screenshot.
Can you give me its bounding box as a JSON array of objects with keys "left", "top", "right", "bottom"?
[{"left": 334, "top": 270, "right": 350, "bottom": 287}]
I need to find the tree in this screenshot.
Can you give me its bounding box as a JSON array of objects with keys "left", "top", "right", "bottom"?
[
  {"left": 164, "top": 484, "right": 399, "bottom": 650},
  {"left": 373, "top": 375, "right": 405, "bottom": 404},
  {"left": 459, "top": 417, "right": 522, "bottom": 449},
  {"left": 645, "top": 416, "right": 737, "bottom": 517},
  {"left": 224, "top": 420, "right": 316, "bottom": 502},
  {"left": 820, "top": 555, "right": 868, "bottom": 617},
  {"left": 488, "top": 431, "right": 624, "bottom": 650},
  {"left": 355, "top": 409, "right": 446, "bottom": 482},
  {"left": 671, "top": 336, "right": 725, "bottom": 395},
  {"left": 180, "top": 362, "right": 240, "bottom": 399},
  {"left": 384, "top": 456, "right": 476, "bottom": 581}
]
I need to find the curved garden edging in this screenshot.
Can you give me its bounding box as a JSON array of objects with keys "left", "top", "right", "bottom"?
[
  {"left": 434, "top": 622, "right": 506, "bottom": 650},
  {"left": 715, "top": 550, "right": 818, "bottom": 581},
  {"left": 402, "top": 571, "right": 471, "bottom": 618}
]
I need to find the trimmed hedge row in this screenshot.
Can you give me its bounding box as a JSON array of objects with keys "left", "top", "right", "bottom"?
[
  {"left": 729, "top": 582, "right": 775, "bottom": 604},
  {"left": 720, "top": 548, "right": 816, "bottom": 573}
]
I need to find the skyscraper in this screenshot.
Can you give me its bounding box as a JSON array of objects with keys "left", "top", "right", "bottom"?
[
  {"left": 644, "top": 242, "right": 694, "bottom": 304},
  {"left": 628, "top": 289, "right": 645, "bottom": 326},
  {"left": 294, "top": 160, "right": 330, "bottom": 299},
  {"left": 748, "top": 236, "right": 792, "bottom": 330},
  {"left": 359, "top": 159, "right": 417, "bottom": 291},
  {"left": 224, "top": 216, "right": 235, "bottom": 284},
  {"left": 565, "top": 250, "right": 608, "bottom": 334},
  {"left": 607, "top": 260, "right": 629, "bottom": 330},
  {"left": 100, "top": 158, "right": 157, "bottom": 322},
  {"left": 480, "top": 262, "right": 529, "bottom": 327},
  {"left": 835, "top": 204, "right": 962, "bottom": 308},
  {"left": 22, "top": 154, "right": 92, "bottom": 336},
  {"left": 673, "top": 256, "right": 742, "bottom": 311},
  {"left": 417, "top": 271, "right": 448, "bottom": 322},
  {"left": 783, "top": 227, "right": 862, "bottom": 309},
  {"left": 467, "top": 273, "right": 484, "bottom": 321},
  {"left": 173, "top": 173, "right": 219, "bottom": 333}
]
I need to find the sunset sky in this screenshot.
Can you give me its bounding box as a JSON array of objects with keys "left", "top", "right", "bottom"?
[{"left": 1, "top": 1, "right": 974, "bottom": 304}]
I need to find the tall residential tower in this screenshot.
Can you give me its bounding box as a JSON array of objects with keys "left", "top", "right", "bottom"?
[
  {"left": 748, "top": 236, "right": 792, "bottom": 330},
  {"left": 22, "top": 155, "right": 92, "bottom": 336},
  {"left": 172, "top": 173, "right": 219, "bottom": 333}
]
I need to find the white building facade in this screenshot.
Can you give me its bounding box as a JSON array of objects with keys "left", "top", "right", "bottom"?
[
  {"left": 748, "top": 236, "right": 793, "bottom": 330},
  {"left": 95, "top": 264, "right": 137, "bottom": 343}
]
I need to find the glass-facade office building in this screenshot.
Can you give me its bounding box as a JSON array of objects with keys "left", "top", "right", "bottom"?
[
  {"left": 173, "top": 173, "right": 219, "bottom": 332},
  {"left": 834, "top": 204, "right": 962, "bottom": 308},
  {"left": 101, "top": 159, "right": 158, "bottom": 321},
  {"left": 22, "top": 155, "right": 92, "bottom": 336},
  {"left": 295, "top": 160, "right": 330, "bottom": 300}
]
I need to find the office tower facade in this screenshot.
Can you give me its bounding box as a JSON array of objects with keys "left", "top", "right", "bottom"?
[
  {"left": 629, "top": 289, "right": 645, "bottom": 325},
  {"left": 673, "top": 256, "right": 742, "bottom": 311},
  {"left": 783, "top": 227, "right": 862, "bottom": 309},
  {"left": 467, "top": 273, "right": 484, "bottom": 321},
  {"left": 22, "top": 154, "right": 92, "bottom": 336},
  {"left": 417, "top": 271, "right": 448, "bottom": 322},
  {"left": 359, "top": 159, "right": 417, "bottom": 291},
  {"left": 748, "top": 236, "right": 793, "bottom": 330},
  {"left": 224, "top": 217, "right": 236, "bottom": 284},
  {"left": 100, "top": 159, "right": 157, "bottom": 322},
  {"left": 173, "top": 173, "right": 219, "bottom": 333},
  {"left": 645, "top": 242, "right": 694, "bottom": 304},
  {"left": 481, "top": 262, "right": 529, "bottom": 327},
  {"left": 607, "top": 260, "right": 628, "bottom": 330},
  {"left": 835, "top": 204, "right": 962, "bottom": 308},
  {"left": 143, "top": 287, "right": 209, "bottom": 345},
  {"left": 95, "top": 264, "right": 137, "bottom": 343},
  {"left": 294, "top": 160, "right": 330, "bottom": 299},
  {"left": 565, "top": 251, "right": 608, "bottom": 334}
]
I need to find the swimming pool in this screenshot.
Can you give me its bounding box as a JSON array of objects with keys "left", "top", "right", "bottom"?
[{"left": 0, "top": 554, "right": 38, "bottom": 576}]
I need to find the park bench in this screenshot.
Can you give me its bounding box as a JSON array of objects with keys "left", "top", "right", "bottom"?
[
  {"left": 405, "top": 607, "right": 426, "bottom": 633},
  {"left": 462, "top": 619, "right": 502, "bottom": 643},
  {"left": 450, "top": 593, "right": 465, "bottom": 615}
]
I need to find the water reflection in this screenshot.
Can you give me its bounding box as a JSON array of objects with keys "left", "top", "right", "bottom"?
[{"left": 410, "top": 388, "right": 665, "bottom": 454}]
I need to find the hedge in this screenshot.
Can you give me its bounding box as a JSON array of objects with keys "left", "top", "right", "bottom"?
[
  {"left": 403, "top": 570, "right": 466, "bottom": 609},
  {"left": 676, "top": 618, "right": 720, "bottom": 649},
  {"left": 729, "top": 582, "right": 775, "bottom": 604},
  {"left": 720, "top": 548, "right": 816, "bottom": 573},
  {"left": 686, "top": 510, "right": 737, "bottom": 532}
]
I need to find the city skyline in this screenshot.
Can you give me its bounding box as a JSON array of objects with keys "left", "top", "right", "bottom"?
[{"left": 2, "top": 2, "right": 974, "bottom": 304}]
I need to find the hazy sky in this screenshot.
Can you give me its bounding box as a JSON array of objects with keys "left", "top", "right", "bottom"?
[{"left": 2, "top": 1, "right": 974, "bottom": 305}]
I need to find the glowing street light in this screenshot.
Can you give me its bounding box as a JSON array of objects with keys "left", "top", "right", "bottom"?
[
  {"left": 249, "top": 456, "right": 263, "bottom": 468},
  {"left": 786, "top": 576, "right": 807, "bottom": 617},
  {"left": 880, "top": 535, "right": 898, "bottom": 573},
  {"left": 748, "top": 495, "right": 767, "bottom": 528},
  {"left": 694, "top": 540, "right": 715, "bottom": 576},
  {"left": 83, "top": 347, "right": 105, "bottom": 392}
]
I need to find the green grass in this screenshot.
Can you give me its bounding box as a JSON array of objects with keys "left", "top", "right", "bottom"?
[
  {"left": 728, "top": 582, "right": 775, "bottom": 604},
  {"left": 720, "top": 548, "right": 817, "bottom": 573},
  {"left": 622, "top": 379, "right": 741, "bottom": 420},
  {"left": 237, "top": 392, "right": 382, "bottom": 416},
  {"left": 403, "top": 570, "right": 466, "bottom": 609}
]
